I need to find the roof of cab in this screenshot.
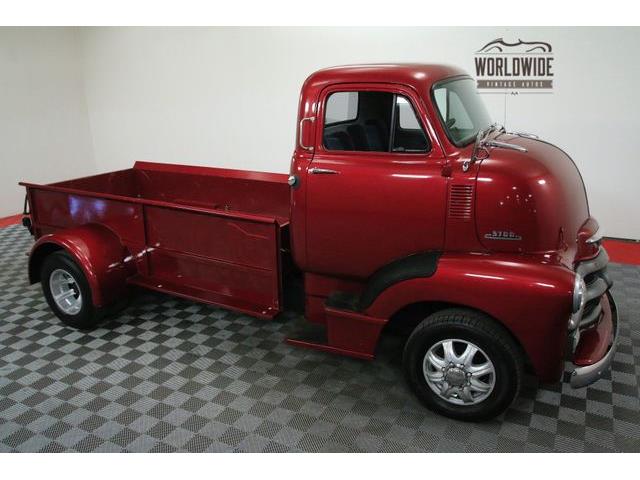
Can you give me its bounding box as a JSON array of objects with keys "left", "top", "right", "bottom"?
[{"left": 303, "top": 64, "right": 469, "bottom": 92}]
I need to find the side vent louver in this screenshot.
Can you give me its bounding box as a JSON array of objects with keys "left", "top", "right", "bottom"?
[{"left": 448, "top": 184, "right": 474, "bottom": 221}]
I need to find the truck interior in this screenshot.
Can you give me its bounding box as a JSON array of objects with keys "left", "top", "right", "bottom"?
[{"left": 323, "top": 91, "right": 431, "bottom": 153}]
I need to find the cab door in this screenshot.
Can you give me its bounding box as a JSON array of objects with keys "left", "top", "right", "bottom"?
[{"left": 305, "top": 83, "right": 447, "bottom": 279}]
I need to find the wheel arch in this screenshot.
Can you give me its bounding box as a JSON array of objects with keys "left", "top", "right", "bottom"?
[
  {"left": 358, "top": 251, "right": 440, "bottom": 310},
  {"left": 28, "top": 242, "right": 64, "bottom": 284},
  {"left": 28, "top": 223, "right": 131, "bottom": 307},
  {"left": 382, "top": 300, "right": 533, "bottom": 370},
  {"left": 364, "top": 254, "right": 575, "bottom": 382}
]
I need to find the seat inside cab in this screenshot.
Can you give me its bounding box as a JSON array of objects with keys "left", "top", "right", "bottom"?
[{"left": 323, "top": 91, "right": 430, "bottom": 153}]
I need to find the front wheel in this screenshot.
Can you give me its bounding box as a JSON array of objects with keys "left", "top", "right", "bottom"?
[
  {"left": 403, "top": 308, "right": 524, "bottom": 421},
  {"left": 41, "top": 251, "right": 102, "bottom": 329}
]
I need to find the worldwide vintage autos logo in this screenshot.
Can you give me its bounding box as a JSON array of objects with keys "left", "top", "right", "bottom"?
[{"left": 474, "top": 38, "right": 554, "bottom": 94}]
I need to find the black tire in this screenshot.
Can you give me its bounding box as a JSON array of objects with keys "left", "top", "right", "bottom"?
[
  {"left": 40, "top": 251, "right": 102, "bottom": 329},
  {"left": 403, "top": 308, "right": 523, "bottom": 421}
]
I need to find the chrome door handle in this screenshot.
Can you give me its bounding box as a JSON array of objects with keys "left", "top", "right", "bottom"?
[{"left": 310, "top": 168, "right": 339, "bottom": 175}]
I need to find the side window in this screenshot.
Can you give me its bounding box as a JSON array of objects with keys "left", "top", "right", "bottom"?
[
  {"left": 392, "top": 96, "right": 430, "bottom": 152},
  {"left": 324, "top": 91, "right": 392, "bottom": 152},
  {"left": 323, "top": 90, "right": 429, "bottom": 153},
  {"left": 325, "top": 92, "right": 358, "bottom": 125},
  {"left": 397, "top": 96, "right": 421, "bottom": 129}
]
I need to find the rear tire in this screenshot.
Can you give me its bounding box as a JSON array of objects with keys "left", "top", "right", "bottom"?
[
  {"left": 403, "top": 308, "right": 523, "bottom": 421},
  {"left": 41, "top": 251, "right": 102, "bottom": 329}
]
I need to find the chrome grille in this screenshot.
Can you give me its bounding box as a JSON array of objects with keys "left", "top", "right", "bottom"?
[
  {"left": 576, "top": 247, "right": 609, "bottom": 277},
  {"left": 575, "top": 248, "right": 613, "bottom": 329}
]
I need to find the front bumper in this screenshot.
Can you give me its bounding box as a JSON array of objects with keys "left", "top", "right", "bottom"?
[{"left": 569, "top": 291, "right": 619, "bottom": 388}]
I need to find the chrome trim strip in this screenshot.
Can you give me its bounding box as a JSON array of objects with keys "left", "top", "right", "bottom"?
[
  {"left": 509, "top": 131, "right": 539, "bottom": 140},
  {"left": 586, "top": 228, "right": 604, "bottom": 244},
  {"left": 309, "top": 168, "right": 339, "bottom": 175},
  {"left": 570, "top": 292, "right": 619, "bottom": 388}
]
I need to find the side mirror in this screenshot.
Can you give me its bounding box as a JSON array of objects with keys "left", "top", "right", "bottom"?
[{"left": 22, "top": 216, "right": 33, "bottom": 234}]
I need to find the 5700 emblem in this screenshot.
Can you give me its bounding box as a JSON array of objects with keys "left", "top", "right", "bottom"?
[{"left": 484, "top": 230, "right": 522, "bottom": 241}]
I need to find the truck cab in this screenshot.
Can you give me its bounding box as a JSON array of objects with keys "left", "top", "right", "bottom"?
[
  {"left": 21, "top": 64, "right": 617, "bottom": 421},
  {"left": 289, "top": 64, "right": 617, "bottom": 419}
]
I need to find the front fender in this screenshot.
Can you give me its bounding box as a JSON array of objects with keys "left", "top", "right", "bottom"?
[
  {"left": 29, "top": 223, "right": 131, "bottom": 307},
  {"left": 365, "top": 253, "right": 575, "bottom": 382}
]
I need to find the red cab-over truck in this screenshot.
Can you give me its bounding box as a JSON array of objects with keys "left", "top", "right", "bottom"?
[{"left": 20, "top": 64, "right": 617, "bottom": 420}]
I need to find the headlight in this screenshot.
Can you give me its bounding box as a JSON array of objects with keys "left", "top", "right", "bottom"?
[{"left": 568, "top": 274, "right": 586, "bottom": 330}]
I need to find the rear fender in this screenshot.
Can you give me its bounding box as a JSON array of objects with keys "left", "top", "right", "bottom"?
[
  {"left": 29, "top": 224, "right": 132, "bottom": 307},
  {"left": 365, "top": 253, "right": 575, "bottom": 382}
]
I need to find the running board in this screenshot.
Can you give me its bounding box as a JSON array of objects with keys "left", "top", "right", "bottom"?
[
  {"left": 286, "top": 306, "right": 387, "bottom": 360},
  {"left": 127, "top": 274, "right": 279, "bottom": 319}
]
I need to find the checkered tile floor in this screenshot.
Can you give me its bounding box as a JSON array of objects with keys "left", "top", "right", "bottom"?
[{"left": 1, "top": 224, "right": 639, "bottom": 452}]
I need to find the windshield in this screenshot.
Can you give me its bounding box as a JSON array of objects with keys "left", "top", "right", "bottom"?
[{"left": 432, "top": 77, "right": 492, "bottom": 147}]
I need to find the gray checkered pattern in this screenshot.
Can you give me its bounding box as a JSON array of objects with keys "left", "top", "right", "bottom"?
[{"left": 1, "top": 224, "right": 639, "bottom": 452}]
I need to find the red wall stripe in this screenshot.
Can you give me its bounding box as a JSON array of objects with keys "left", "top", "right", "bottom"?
[
  {"left": 602, "top": 239, "right": 640, "bottom": 266},
  {"left": 0, "top": 214, "right": 21, "bottom": 228}
]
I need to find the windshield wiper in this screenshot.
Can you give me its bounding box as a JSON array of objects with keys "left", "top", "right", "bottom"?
[
  {"left": 483, "top": 139, "right": 528, "bottom": 152},
  {"left": 463, "top": 123, "right": 526, "bottom": 172},
  {"left": 463, "top": 123, "right": 498, "bottom": 172}
]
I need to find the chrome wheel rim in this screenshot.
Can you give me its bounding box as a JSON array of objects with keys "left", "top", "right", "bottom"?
[
  {"left": 423, "top": 338, "right": 495, "bottom": 406},
  {"left": 49, "top": 269, "right": 82, "bottom": 315}
]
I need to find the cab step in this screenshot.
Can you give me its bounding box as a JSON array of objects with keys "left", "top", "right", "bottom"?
[{"left": 286, "top": 305, "right": 387, "bottom": 360}]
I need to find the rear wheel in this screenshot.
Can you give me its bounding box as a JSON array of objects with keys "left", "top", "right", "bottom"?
[
  {"left": 41, "top": 251, "right": 102, "bottom": 329},
  {"left": 403, "top": 308, "right": 523, "bottom": 421}
]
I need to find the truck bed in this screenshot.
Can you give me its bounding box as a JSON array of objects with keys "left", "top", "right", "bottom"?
[
  {"left": 43, "top": 161, "right": 291, "bottom": 224},
  {"left": 21, "top": 161, "right": 291, "bottom": 318}
]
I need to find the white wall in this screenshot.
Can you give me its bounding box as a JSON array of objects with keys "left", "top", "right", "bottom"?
[
  {"left": 3, "top": 27, "right": 639, "bottom": 239},
  {"left": 0, "top": 27, "right": 95, "bottom": 218},
  {"left": 77, "top": 27, "right": 640, "bottom": 239}
]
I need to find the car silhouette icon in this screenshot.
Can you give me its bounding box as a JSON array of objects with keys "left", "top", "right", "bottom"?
[{"left": 477, "top": 38, "right": 552, "bottom": 53}]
